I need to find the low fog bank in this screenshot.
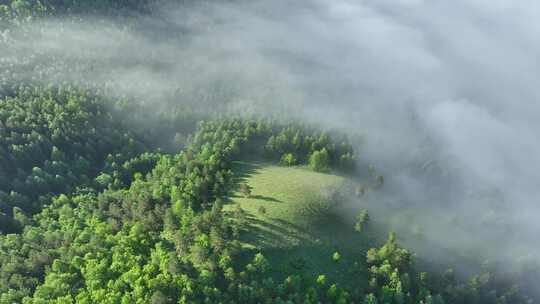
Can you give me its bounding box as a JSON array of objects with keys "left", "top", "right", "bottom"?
[{"left": 2, "top": 0, "right": 540, "bottom": 287}]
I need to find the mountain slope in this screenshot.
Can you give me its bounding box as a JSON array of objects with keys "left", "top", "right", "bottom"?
[{"left": 227, "top": 161, "right": 373, "bottom": 289}]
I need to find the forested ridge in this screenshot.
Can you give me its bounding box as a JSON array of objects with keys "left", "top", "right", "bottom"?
[{"left": 0, "top": 0, "right": 537, "bottom": 303}]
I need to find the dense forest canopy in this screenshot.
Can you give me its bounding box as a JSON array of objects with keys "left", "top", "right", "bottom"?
[
  {"left": 0, "top": 0, "right": 539, "bottom": 303},
  {"left": 2, "top": 113, "right": 530, "bottom": 303}
]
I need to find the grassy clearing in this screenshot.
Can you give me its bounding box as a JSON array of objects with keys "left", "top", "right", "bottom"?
[
  {"left": 225, "top": 161, "right": 375, "bottom": 289},
  {"left": 224, "top": 161, "right": 525, "bottom": 295}
]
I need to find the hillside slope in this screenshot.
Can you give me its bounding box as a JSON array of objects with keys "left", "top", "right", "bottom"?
[{"left": 227, "top": 161, "right": 374, "bottom": 289}]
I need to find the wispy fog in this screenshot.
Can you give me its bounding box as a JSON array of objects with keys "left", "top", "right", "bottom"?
[{"left": 2, "top": 0, "right": 539, "bottom": 290}]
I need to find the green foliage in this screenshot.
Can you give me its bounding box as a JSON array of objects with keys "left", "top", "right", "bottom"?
[
  {"left": 0, "top": 117, "right": 365, "bottom": 303},
  {"left": 332, "top": 251, "right": 341, "bottom": 262},
  {"left": 0, "top": 118, "right": 245, "bottom": 302},
  {"left": 0, "top": 0, "right": 48, "bottom": 23},
  {"left": 309, "top": 148, "right": 330, "bottom": 172},
  {"left": 280, "top": 152, "right": 297, "bottom": 166},
  {"left": 0, "top": 0, "right": 157, "bottom": 23},
  {"left": 0, "top": 87, "right": 147, "bottom": 232},
  {"left": 0, "top": 101, "right": 532, "bottom": 303},
  {"left": 364, "top": 293, "right": 378, "bottom": 304},
  {"left": 0, "top": 1, "right": 534, "bottom": 303},
  {"left": 355, "top": 209, "right": 370, "bottom": 233},
  {"left": 366, "top": 232, "right": 428, "bottom": 304},
  {"left": 264, "top": 125, "right": 355, "bottom": 172}
]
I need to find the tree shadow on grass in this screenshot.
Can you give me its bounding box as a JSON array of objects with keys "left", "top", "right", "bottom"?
[
  {"left": 222, "top": 161, "right": 262, "bottom": 203},
  {"left": 226, "top": 161, "right": 285, "bottom": 204},
  {"left": 241, "top": 215, "right": 312, "bottom": 246},
  {"left": 272, "top": 218, "right": 310, "bottom": 235},
  {"left": 250, "top": 194, "right": 282, "bottom": 203},
  {"left": 227, "top": 194, "right": 282, "bottom": 203},
  {"left": 231, "top": 161, "right": 261, "bottom": 183}
]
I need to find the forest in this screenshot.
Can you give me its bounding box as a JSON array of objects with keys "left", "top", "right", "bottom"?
[{"left": 1, "top": 0, "right": 539, "bottom": 303}]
